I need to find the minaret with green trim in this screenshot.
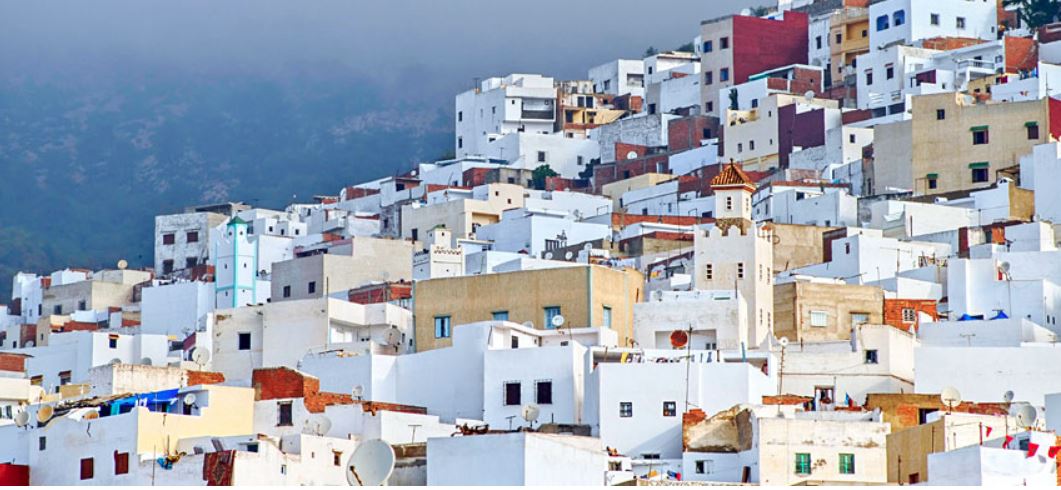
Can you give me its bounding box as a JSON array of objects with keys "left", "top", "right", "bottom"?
[{"left": 214, "top": 216, "right": 259, "bottom": 308}]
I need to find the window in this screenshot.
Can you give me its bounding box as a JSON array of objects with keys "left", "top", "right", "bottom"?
[
  {"left": 930, "top": 13, "right": 940, "bottom": 25},
  {"left": 719, "top": 68, "right": 729, "bottom": 82},
  {"left": 536, "top": 381, "right": 553, "bottom": 404},
  {"left": 1027, "top": 122, "right": 1040, "bottom": 140},
  {"left": 902, "top": 308, "right": 916, "bottom": 322},
  {"left": 457, "top": 137, "right": 463, "bottom": 149},
  {"left": 544, "top": 306, "right": 562, "bottom": 329},
  {"left": 865, "top": 349, "right": 879, "bottom": 364},
  {"left": 457, "top": 111, "right": 462, "bottom": 122},
  {"left": 511, "top": 336, "right": 519, "bottom": 348},
  {"left": 108, "top": 335, "right": 118, "bottom": 349},
  {"left": 839, "top": 453, "right": 855, "bottom": 474},
  {"left": 885, "top": 64, "right": 894, "bottom": 80},
  {"left": 851, "top": 313, "right": 869, "bottom": 326},
  {"left": 78, "top": 299, "right": 87, "bottom": 311},
  {"left": 601, "top": 306, "right": 613, "bottom": 328},
  {"left": 38, "top": 436, "right": 46, "bottom": 451},
  {"left": 282, "top": 285, "right": 291, "bottom": 298},
  {"left": 238, "top": 332, "right": 251, "bottom": 350},
  {"left": 333, "top": 451, "right": 343, "bottom": 466},
  {"left": 704, "top": 71, "right": 713, "bottom": 84},
  {"left": 504, "top": 381, "right": 521, "bottom": 406},
  {"left": 737, "top": 262, "right": 745, "bottom": 279},
  {"left": 663, "top": 401, "right": 677, "bottom": 417},
  {"left": 695, "top": 460, "right": 713, "bottom": 474},
  {"left": 81, "top": 458, "right": 95, "bottom": 480},
  {"left": 185, "top": 257, "right": 198, "bottom": 269},
  {"left": 162, "top": 260, "right": 174, "bottom": 274},
  {"left": 186, "top": 231, "right": 199, "bottom": 243},
  {"left": 749, "top": 140, "right": 755, "bottom": 151},
  {"left": 795, "top": 453, "right": 811, "bottom": 475},
  {"left": 162, "top": 233, "right": 175, "bottom": 245},
  {"left": 936, "top": 109, "right": 945, "bottom": 120},
  {"left": 308, "top": 281, "right": 316, "bottom": 294},
  {"left": 278, "top": 401, "right": 293, "bottom": 426},
  {"left": 53, "top": 304, "right": 62, "bottom": 315},
  {"left": 705, "top": 264, "right": 713, "bottom": 280},
  {"left": 970, "top": 163, "right": 990, "bottom": 183},
  {"left": 706, "top": 101, "right": 713, "bottom": 113},
  {"left": 750, "top": 98, "right": 758, "bottom": 109},
  {"left": 619, "top": 402, "right": 633, "bottom": 418},
  {"left": 720, "top": 37, "right": 729, "bottom": 49},
  {"left": 971, "top": 128, "right": 989, "bottom": 145},
  {"left": 849, "top": 134, "right": 856, "bottom": 144},
  {"left": 434, "top": 316, "right": 452, "bottom": 338},
  {"left": 956, "top": 17, "right": 966, "bottom": 29},
  {"left": 537, "top": 151, "right": 546, "bottom": 163},
  {"left": 703, "top": 40, "right": 713, "bottom": 52},
  {"left": 865, "top": 69, "right": 873, "bottom": 85},
  {"left": 114, "top": 452, "right": 129, "bottom": 475},
  {"left": 876, "top": 15, "right": 889, "bottom": 31},
  {"left": 928, "top": 177, "right": 937, "bottom": 189},
  {"left": 492, "top": 311, "right": 509, "bottom": 321},
  {"left": 893, "top": 10, "right": 905, "bottom": 26},
  {"left": 815, "top": 36, "right": 822, "bottom": 50},
  {"left": 810, "top": 310, "right": 828, "bottom": 327},
  {"left": 835, "top": 32, "right": 842, "bottom": 44}
]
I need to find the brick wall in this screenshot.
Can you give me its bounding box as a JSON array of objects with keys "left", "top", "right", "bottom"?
[
  {"left": 667, "top": 116, "right": 719, "bottom": 152},
  {"left": 731, "top": 12, "right": 808, "bottom": 84},
  {"left": 883, "top": 299, "right": 938, "bottom": 332},
  {"left": 0, "top": 353, "right": 26, "bottom": 373},
  {"left": 187, "top": 370, "right": 226, "bottom": 386}
]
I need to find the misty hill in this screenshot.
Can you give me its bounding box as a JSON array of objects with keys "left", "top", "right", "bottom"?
[{"left": 0, "top": 75, "right": 453, "bottom": 298}]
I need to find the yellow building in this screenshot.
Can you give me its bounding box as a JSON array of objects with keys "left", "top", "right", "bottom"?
[
  {"left": 413, "top": 265, "right": 644, "bottom": 351},
  {"left": 873, "top": 92, "right": 1055, "bottom": 196},
  {"left": 828, "top": 6, "right": 869, "bottom": 87}
]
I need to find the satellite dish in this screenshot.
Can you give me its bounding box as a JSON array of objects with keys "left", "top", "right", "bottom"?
[
  {"left": 190, "top": 347, "right": 211, "bottom": 367},
  {"left": 739, "top": 7, "right": 752, "bottom": 16},
  {"left": 1016, "top": 405, "right": 1038, "bottom": 428},
  {"left": 1003, "top": 390, "right": 1015, "bottom": 403},
  {"left": 564, "top": 251, "right": 573, "bottom": 260},
  {"left": 522, "top": 321, "right": 535, "bottom": 330},
  {"left": 346, "top": 439, "right": 396, "bottom": 486},
  {"left": 999, "top": 261, "right": 1011, "bottom": 273},
  {"left": 778, "top": 337, "right": 790, "bottom": 348},
  {"left": 83, "top": 410, "right": 99, "bottom": 420},
  {"left": 626, "top": 151, "right": 638, "bottom": 160},
  {"left": 116, "top": 259, "right": 128, "bottom": 270},
  {"left": 315, "top": 415, "right": 333, "bottom": 435},
  {"left": 669, "top": 330, "right": 689, "bottom": 349},
  {"left": 14, "top": 411, "right": 29, "bottom": 427},
  {"left": 352, "top": 385, "right": 364, "bottom": 400},
  {"left": 382, "top": 327, "right": 402, "bottom": 347},
  {"left": 522, "top": 404, "right": 541, "bottom": 424},
  {"left": 940, "top": 386, "right": 962, "bottom": 412},
  {"left": 544, "top": 252, "right": 554, "bottom": 260},
  {"left": 550, "top": 315, "right": 566, "bottom": 328},
  {"left": 141, "top": 357, "right": 153, "bottom": 366},
  {"left": 183, "top": 393, "right": 197, "bottom": 406},
  {"left": 804, "top": 90, "right": 815, "bottom": 102},
  {"left": 37, "top": 405, "right": 54, "bottom": 424},
  {"left": 110, "top": 358, "right": 122, "bottom": 365},
  {"left": 583, "top": 243, "right": 593, "bottom": 251}
]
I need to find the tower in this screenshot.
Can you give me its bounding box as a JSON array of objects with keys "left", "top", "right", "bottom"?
[
  {"left": 693, "top": 163, "right": 774, "bottom": 348},
  {"left": 214, "top": 216, "right": 260, "bottom": 308}
]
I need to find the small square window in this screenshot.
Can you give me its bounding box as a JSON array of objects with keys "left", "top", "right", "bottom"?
[
  {"left": 186, "top": 231, "right": 199, "bottom": 243},
  {"left": 902, "top": 308, "right": 916, "bottom": 322},
  {"left": 839, "top": 453, "right": 855, "bottom": 474},
  {"left": 971, "top": 167, "right": 989, "bottom": 183},
  {"left": 278, "top": 401, "right": 293, "bottom": 426},
  {"left": 720, "top": 68, "right": 730, "bottom": 82},
  {"left": 865, "top": 349, "right": 879, "bottom": 364},
  {"left": 282, "top": 285, "right": 291, "bottom": 298},
  {"left": 536, "top": 381, "right": 553, "bottom": 405},
  {"left": 333, "top": 451, "right": 343, "bottom": 466},
  {"left": 956, "top": 17, "right": 966, "bottom": 29},
  {"left": 972, "top": 129, "right": 989, "bottom": 145},
  {"left": 930, "top": 13, "right": 940, "bottom": 26},
  {"left": 114, "top": 452, "right": 129, "bottom": 475},
  {"left": 162, "top": 233, "right": 175, "bottom": 245},
  {"left": 1027, "top": 124, "right": 1040, "bottom": 140},
  {"left": 619, "top": 402, "right": 633, "bottom": 418},
  {"left": 719, "top": 37, "right": 729, "bottom": 49},
  {"left": 504, "top": 381, "right": 521, "bottom": 406},
  {"left": 308, "top": 281, "right": 316, "bottom": 294},
  {"left": 795, "top": 453, "right": 811, "bottom": 475},
  {"left": 663, "top": 401, "right": 677, "bottom": 417},
  {"left": 238, "top": 332, "right": 251, "bottom": 350},
  {"left": 80, "top": 458, "right": 95, "bottom": 480},
  {"left": 434, "top": 316, "right": 452, "bottom": 338},
  {"left": 810, "top": 310, "right": 828, "bottom": 327},
  {"left": 936, "top": 109, "right": 945, "bottom": 120},
  {"left": 537, "top": 151, "right": 546, "bottom": 163}
]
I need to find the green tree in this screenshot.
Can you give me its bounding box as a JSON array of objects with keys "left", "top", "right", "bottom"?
[
  {"left": 643, "top": 46, "right": 659, "bottom": 57},
  {"left": 675, "top": 42, "right": 695, "bottom": 53},
  {"left": 531, "top": 164, "right": 558, "bottom": 190},
  {"left": 1003, "top": 0, "right": 1061, "bottom": 31},
  {"left": 750, "top": 5, "right": 773, "bottom": 16}
]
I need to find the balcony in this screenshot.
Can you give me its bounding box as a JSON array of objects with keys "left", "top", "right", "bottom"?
[{"left": 521, "top": 109, "right": 555, "bottom": 120}]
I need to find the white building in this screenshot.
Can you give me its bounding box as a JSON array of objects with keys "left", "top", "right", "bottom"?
[
  {"left": 867, "top": 0, "right": 996, "bottom": 51},
  {"left": 154, "top": 209, "right": 230, "bottom": 275},
  {"left": 634, "top": 289, "right": 749, "bottom": 351},
  {"left": 428, "top": 432, "right": 609, "bottom": 486},
  {"left": 412, "top": 227, "right": 464, "bottom": 281},
  {"left": 139, "top": 279, "right": 215, "bottom": 337},
  {"left": 925, "top": 430, "right": 1057, "bottom": 485},
  {"left": 588, "top": 59, "right": 645, "bottom": 98},
  {"left": 752, "top": 183, "right": 858, "bottom": 227},
  {"left": 476, "top": 209, "right": 610, "bottom": 258},
  {"left": 455, "top": 74, "right": 558, "bottom": 159}
]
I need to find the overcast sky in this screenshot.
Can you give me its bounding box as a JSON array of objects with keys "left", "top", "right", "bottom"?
[{"left": 1, "top": 0, "right": 762, "bottom": 100}]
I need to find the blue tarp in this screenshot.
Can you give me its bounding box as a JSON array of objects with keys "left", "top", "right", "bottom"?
[{"left": 105, "top": 389, "right": 180, "bottom": 416}]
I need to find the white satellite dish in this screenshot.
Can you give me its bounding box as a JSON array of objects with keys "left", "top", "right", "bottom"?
[
  {"left": 352, "top": 385, "right": 365, "bottom": 400},
  {"left": 305, "top": 415, "right": 332, "bottom": 436},
  {"left": 141, "top": 357, "right": 153, "bottom": 366},
  {"left": 14, "top": 411, "right": 29, "bottom": 428},
  {"left": 522, "top": 404, "right": 540, "bottom": 424},
  {"left": 739, "top": 7, "right": 752, "bottom": 16},
  {"left": 346, "top": 439, "right": 396, "bottom": 486},
  {"left": 1016, "top": 405, "right": 1038, "bottom": 428},
  {"left": 544, "top": 252, "right": 554, "bottom": 260},
  {"left": 190, "top": 347, "right": 211, "bottom": 368},
  {"left": 382, "top": 327, "right": 402, "bottom": 347},
  {"left": 564, "top": 251, "right": 573, "bottom": 260},
  {"left": 940, "top": 386, "right": 962, "bottom": 412},
  {"left": 116, "top": 259, "right": 128, "bottom": 270},
  {"left": 522, "top": 321, "right": 535, "bottom": 330},
  {"left": 550, "top": 315, "right": 566, "bottom": 329},
  {"left": 37, "top": 405, "right": 54, "bottom": 424},
  {"left": 183, "top": 393, "right": 197, "bottom": 406},
  {"left": 1003, "top": 390, "right": 1015, "bottom": 403},
  {"left": 804, "top": 90, "right": 815, "bottom": 102},
  {"left": 83, "top": 410, "right": 99, "bottom": 420},
  {"left": 625, "top": 151, "right": 638, "bottom": 160},
  {"left": 778, "top": 337, "right": 789, "bottom": 348},
  {"left": 999, "top": 261, "right": 1011, "bottom": 273},
  {"left": 109, "top": 358, "right": 122, "bottom": 365}
]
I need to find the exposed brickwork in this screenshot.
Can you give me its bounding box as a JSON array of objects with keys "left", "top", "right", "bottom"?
[
  {"left": 187, "top": 370, "right": 226, "bottom": 386},
  {"left": 920, "top": 36, "right": 985, "bottom": 51},
  {"left": 681, "top": 409, "right": 707, "bottom": 451},
  {"left": 19, "top": 324, "right": 36, "bottom": 348},
  {"left": 252, "top": 367, "right": 317, "bottom": 401},
  {"left": 731, "top": 12, "right": 808, "bottom": 84},
  {"left": 883, "top": 299, "right": 938, "bottom": 332},
  {"left": 763, "top": 394, "right": 813, "bottom": 406},
  {"left": 667, "top": 115, "right": 719, "bottom": 152},
  {"left": 348, "top": 281, "right": 412, "bottom": 305},
  {"left": 1005, "top": 36, "right": 1038, "bottom": 73},
  {"left": 0, "top": 353, "right": 28, "bottom": 373},
  {"left": 865, "top": 393, "right": 1010, "bottom": 431}
]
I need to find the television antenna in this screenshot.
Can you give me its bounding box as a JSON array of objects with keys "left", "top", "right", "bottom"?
[
  {"left": 345, "top": 439, "right": 395, "bottom": 486},
  {"left": 383, "top": 327, "right": 402, "bottom": 352},
  {"left": 669, "top": 330, "right": 689, "bottom": 349},
  {"left": 940, "top": 386, "right": 962, "bottom": 413}
]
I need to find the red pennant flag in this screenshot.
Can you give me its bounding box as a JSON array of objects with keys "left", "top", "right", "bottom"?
[
  {"left": 1004, "top": 435, "right": 1014, "bottom": 449},
  {"left": 1027, "top": 443, "right": 1040, "bottom": 458},
  {"left": 985, "top": 426, "right": 993, "bottom": 438},
  {"left": 1049, "top": 446, "right": 1061, "bottom": 458}
]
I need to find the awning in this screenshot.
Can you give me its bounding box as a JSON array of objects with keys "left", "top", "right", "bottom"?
[
  {"left": 1025, "top": 121, "right": 1039, "bottom": 127},
  {"left": 968, "top": 162, "right": 989, "bottom": 169},
  {"left": 926, "top": 173, "right": 938, "bottom": 179},
  {"left": 969, "top": 125, "right": 989, "bottom": 132}
]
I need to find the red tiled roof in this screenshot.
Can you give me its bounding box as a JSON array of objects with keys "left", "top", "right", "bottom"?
[{"left": 710, "top": 163, "right": 755, "bottom": 189}]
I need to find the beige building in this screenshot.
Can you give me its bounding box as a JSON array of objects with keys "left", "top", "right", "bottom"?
[
  {"left": 413, "top": 264, "right": 643, "bottom": 351},
  {"left": 872, "top": 92, "right": 1056, "bottom": 196},
  {"left": 769, "top": 223, "right": 840, "bottom": 273},
  {"left": 41, "top": 269, "right": 152, "bottom": 318},
  {"left": 600, "top": 173, "right": 676, "bottom": 208},
  {"left": 774, "top": 280, "right": 884, "bottom": 342},
  {"left": 270, "top": 238, "right": 413, "bottom": 302},
  {"left": 400, "top": 183, "right": 524, "bottom": 245},
  {"left": 886, "top": 412, "right": 1013, "bottom": 485}
]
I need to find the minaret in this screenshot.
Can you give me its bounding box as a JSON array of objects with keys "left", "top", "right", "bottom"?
[
  {"left": 710, "top": 162, "right": 755, "bottom": 234},
  {"left": 214, "top": 216, "right": 259, "bottom": 308}
]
